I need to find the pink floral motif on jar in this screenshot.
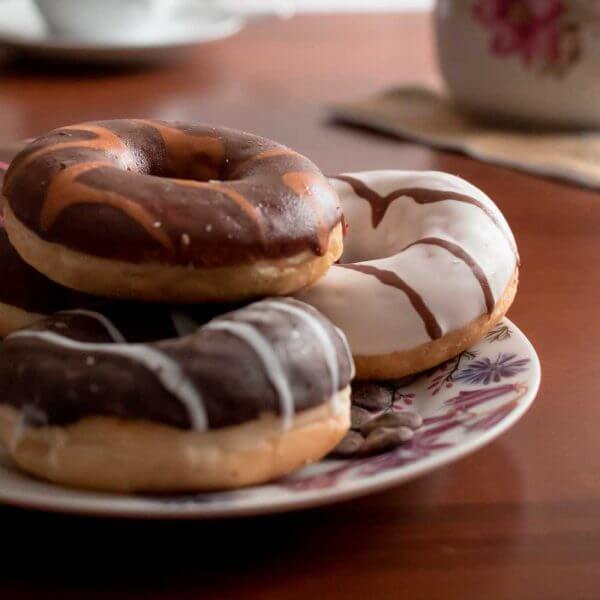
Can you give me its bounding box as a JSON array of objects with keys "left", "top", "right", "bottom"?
[{"left": 471, "top": 0, "right": 580, "bottom": 75}]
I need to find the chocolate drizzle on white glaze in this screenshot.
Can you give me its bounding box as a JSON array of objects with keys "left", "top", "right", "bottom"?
[
  {"left": 334, "top": 174, "right": 498, "bottom": 226},
  {"left": 332, "top": 173, "right": 518, "bottom": 259},
  {"left": 338, "top": 263, "right": 442, "bottom": 339},
  {"left": 297, "top": 170, "right": 518, "bottom": 356},
  {"left": 403, "top": 237, "right": 495, "bottom": 317},
  {"left": 0, "top": 298, "right": 354, "bottom": 430}
]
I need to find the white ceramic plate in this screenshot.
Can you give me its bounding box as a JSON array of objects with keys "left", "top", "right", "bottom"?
[
  {"left": 0, "top": 318, "right": 540, "bottom": 518},
  {"left": 0, "top": 0, "right": 243, "bottom": 64}
]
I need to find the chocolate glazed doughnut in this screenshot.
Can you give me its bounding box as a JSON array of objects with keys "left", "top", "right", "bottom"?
[
  {"left": 0, "top": 298, "right": 354, "bottom": 492},
  {"left": 0, "top": 224, "right": 93, "bottom": 336},
  {"left": 2, "top": 120, "right": 344, "bottom": 302},
  {"left": 0, "top": 157, "right": 92, "bottom": 335}
]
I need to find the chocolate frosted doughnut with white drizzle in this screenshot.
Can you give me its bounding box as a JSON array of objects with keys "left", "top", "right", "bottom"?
[
  {"left": 297, "top": 171, "right": 519, "bottom": 380},
  {"left": 0, "top": 298, "right": 354, "bottom": 492},
  {"left": 2, "top": 120, "right": 344, "bottom": 302}
]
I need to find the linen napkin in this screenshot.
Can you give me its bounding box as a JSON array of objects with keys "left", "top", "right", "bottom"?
[{"left": 332, "top": 86, "right": 600, "bottom": 189}]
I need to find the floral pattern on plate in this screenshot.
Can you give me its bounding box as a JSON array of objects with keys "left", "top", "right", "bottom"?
[{"left": 0, "top": 318, "right": 540, "bottom": 518}]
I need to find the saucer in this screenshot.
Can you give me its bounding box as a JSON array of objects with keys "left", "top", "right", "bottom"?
[{"left": 0, "top": 0, "right": 244, "bottom": 64}]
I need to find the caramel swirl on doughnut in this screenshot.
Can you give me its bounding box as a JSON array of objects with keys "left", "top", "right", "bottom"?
[
  {"left": 40, "top": 161, "right": 176, "bottom": 254},
  {"left": 3, "top": 121, "right": 342, "bottom": 267}
]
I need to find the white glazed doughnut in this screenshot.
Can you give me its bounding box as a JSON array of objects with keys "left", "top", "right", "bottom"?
[{"left": 297, "top": 170, "right": 519, "bottom": 380}]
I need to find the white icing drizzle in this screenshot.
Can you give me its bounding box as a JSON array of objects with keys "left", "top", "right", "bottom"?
[
  {"left": 260, "top": 299, "right": 340, "bottom": 393},
  {"left": 9, "top": 411, "right": 26, "bottom": 453},
  {"left": 335, "top": 325, "right": 356, "bottom": 380},
  {"left": 296, "top": 170, "right": 517, "bottom": 356},
  {"left": 8, "top": 330, "right": 208, "bottom": 431},
  {"left": 204, "top": 319, "right": 295, "bottom": 430},
  {"left": 58, "top": 309, "right": 127, "bottom": 343}
]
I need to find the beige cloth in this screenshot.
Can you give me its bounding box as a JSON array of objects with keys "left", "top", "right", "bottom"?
[{"left": 333, "top": 86, "right": 600, "bottom": 189}]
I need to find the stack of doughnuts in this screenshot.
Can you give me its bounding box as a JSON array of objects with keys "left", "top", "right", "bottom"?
[{"left": 0, "top": 120, "right": 518, "bottom": 493}]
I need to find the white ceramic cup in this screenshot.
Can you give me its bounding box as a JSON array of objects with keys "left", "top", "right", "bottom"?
[
  {"left": 435, "top": 0, "right": 600, "bottom": 129},
  {"left": 32, "top": 0, "right": 173, "bottom": 42}
]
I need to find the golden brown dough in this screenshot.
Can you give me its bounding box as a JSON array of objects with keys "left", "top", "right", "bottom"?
[
  {"left": 5, "top": 205, "right": 343, "bottom": 302},
  {"left": 0, "top": 388, "right": 350, "bottom": 493},
  {"left": 354, "top": 270, "right": 518, "bottom": 380}
]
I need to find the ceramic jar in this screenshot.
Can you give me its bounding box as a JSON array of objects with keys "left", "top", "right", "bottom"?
[{"left": 435, "top": 0, "right": 600, "bottom": 128}]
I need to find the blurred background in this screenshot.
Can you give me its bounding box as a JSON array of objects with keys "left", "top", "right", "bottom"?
[
  {"left": 2, "top": 0, "right": 598, "bottom": 180},
  {"left": 0, "top": 0, "right": 437, "bottom": 152}
]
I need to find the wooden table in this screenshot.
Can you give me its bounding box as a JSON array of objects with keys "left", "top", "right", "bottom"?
[{"left": 1, "top": 13, "right": 598, "bottom": 599}]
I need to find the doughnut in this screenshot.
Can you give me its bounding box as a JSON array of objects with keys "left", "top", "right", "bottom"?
[
  {"left": 0, "top": 298, "right": 354, "bottom": 492},
  {"left": 297, "top": 171, "right": 519, "bottom": 380},
  {"left": 0, "top": 223, "right": 93, "bottom": 336},
  {"left": 2, "top": 120, "right": 344, "bottom": 302},
  {"left": 0, "top": 162, "right": 90, "bottom": 336}
]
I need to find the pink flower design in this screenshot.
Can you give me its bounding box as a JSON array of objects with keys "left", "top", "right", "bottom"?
[
  {"left": 472, "top": 0, "right": 580, "bottom": 73},
  {"left": 466, "top": 400, "right": 519, "bottom": 430}
]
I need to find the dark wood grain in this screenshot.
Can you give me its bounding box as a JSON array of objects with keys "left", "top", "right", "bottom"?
[{"left": 0, "top": 13, "right": 598, "bottom": 599}]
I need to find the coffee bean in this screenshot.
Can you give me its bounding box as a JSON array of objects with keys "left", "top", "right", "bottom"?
[
  {"left": 329, "top": 430, "right": 364, "bottom": 458},
  {"left": 351, "top": 382, "right": 392, "bottom": 411},
  {"left": 351, "top": 406, "right": 371, "bottom": 431},
  {"left": 387, "top": 374, "right": 420, "bottom": 388},
  {"left": 361, "top": 426, "right": 414, "bottom": 456},
  {"left": 360, "top": 410, "right": 423, "bottom": 435}
]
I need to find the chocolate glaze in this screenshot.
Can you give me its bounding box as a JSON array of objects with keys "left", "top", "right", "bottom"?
[
  {"left": 3, "top": 121, "right": 342, "bottom": 268},
  {"left": 0, "top": 227, "right": 92, "bottom": 314},
  {"left": 0, "top": 298, "right": 354, "bottom": 430},
  {"left": 0, "top": 157, "right": 92, "bottom": 315}
]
